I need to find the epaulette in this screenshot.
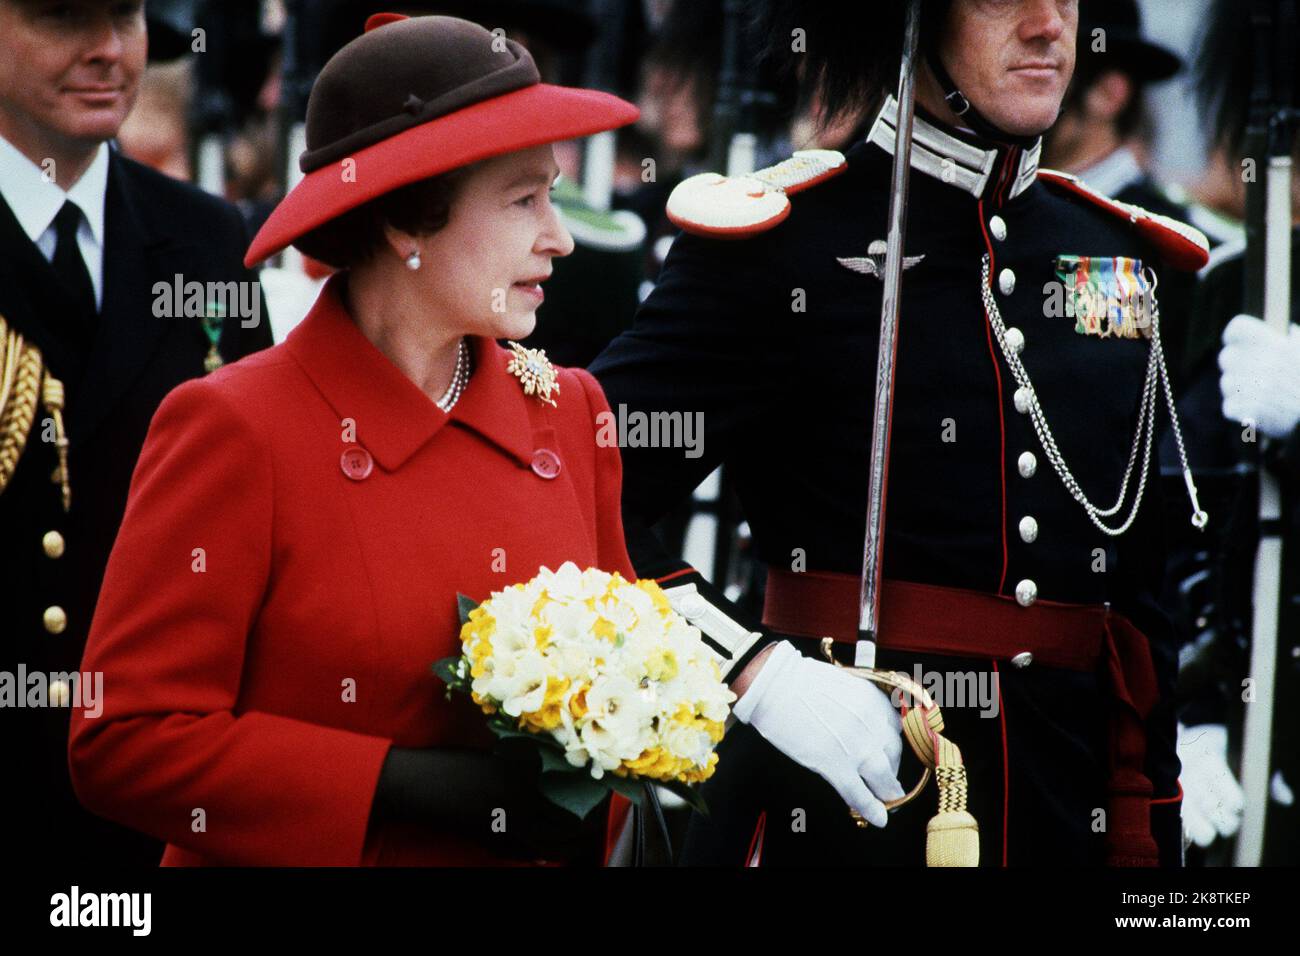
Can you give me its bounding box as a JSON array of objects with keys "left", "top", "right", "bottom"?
[
  {"left": 665, "top": 149, "right": 847, "bottom": 239},
  {"left": 1038, "top": 168, "right": 1210, "bottom": 272}
]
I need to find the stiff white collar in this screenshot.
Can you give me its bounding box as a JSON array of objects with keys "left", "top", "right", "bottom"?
[
  {"left": 867, "top": 94, "right": 1042, "bottom": 202},
  {"left": 1076, "top": 146, "right": 1145, "bottom": 199},
  {"left": 0, "top": 133, "right": 109, "bottom": 249}
]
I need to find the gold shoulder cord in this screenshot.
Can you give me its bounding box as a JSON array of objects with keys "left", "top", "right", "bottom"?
[{"left": 0, "top": 314, "right": 71, "bottom": 511}]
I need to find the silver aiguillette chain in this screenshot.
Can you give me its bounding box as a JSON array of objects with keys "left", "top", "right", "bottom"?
[{"left": 980, "top": 254, "right": 1207, "bottom": 536}]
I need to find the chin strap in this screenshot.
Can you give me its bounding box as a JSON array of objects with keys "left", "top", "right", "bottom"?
[{"left": 923, "top": 45, "right": 1040, "bottom": 149}]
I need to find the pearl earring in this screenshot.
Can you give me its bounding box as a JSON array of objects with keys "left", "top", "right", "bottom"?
[{"left": 405, "top": 250, "right": 422, "bottom": 271}]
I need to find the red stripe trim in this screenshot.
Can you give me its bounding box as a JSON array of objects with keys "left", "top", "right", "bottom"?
[
  {"left": 993, "top": 658, "right": 1010, "bottom": 867},
  {"left": 1035, "top": 171, "right": 1209, "bottom": 272},
  {"left": 996, "top": 150, "right": 1014, "bottom": 206},
  {"left": 1150, "top": 780, "right": 1184, "bottom": 805},
  {"left": 655, "top": 567, "right": 697, "bottom": 585},
  {"left": 745, "top": 810, "right": 767, "bottom": 867},
  {"left": 977, "top": 200, "right": 1010, "bottom": 594}
]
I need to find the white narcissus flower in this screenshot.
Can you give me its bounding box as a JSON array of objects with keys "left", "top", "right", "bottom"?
[
  {"left": 546, "top": 561, "right": 586, "bottom": 601},
  {"left": 579, "top": 565, "right": 614, "bottom": 600},
  {"left": 548, "top": 640, "right": 596, "bottom": 683},
  {"left": 498, "top": 651, "right": 550, "bottom": 717},
  {"left": 663, "top": 718, "right": 708, "bottom": 764},
  {"left": 579, "top": 674, "right": 651, "bottom": 770},
  {"left": 541, "top": 599, "right": 599, "bottom": 646}
]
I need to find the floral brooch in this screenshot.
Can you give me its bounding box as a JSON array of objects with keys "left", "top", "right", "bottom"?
[{"left": 506, "top": 342, "right": 559, "bottom": 407}]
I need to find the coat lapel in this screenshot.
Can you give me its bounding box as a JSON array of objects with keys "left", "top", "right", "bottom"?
[
  {"left": 0, "top": 194, "right": 80, "bottom": 382},
  {"left": 285, "top": 273, "right": 539, "bottom": 472},
  {"left": 67, "top": 151, "right": 171, "bottom": 445}
]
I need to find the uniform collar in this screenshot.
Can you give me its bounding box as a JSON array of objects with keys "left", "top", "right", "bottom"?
[
  {"left": 0, "top": 133, "right": 108, "bottom": 247},
  {"left": 284, "top": 273, "right": 540, "bottom": 471},
  {"left": 1075, "top": 146, "right": 1145, "bottom": 198},
  {"left": 867, "top": 94, "right": 1041, "bottom": 204}
]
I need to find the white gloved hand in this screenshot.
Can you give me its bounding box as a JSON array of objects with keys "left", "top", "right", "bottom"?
[
  {"left": 732, "top": 641, "right": 905, "bottom": 827},
  {"left": 1177, "top": 723, "right": 1245, "bottom": 848},
  {"left": 1218, "top": 314, "right": 1300, "bottom": 439}
]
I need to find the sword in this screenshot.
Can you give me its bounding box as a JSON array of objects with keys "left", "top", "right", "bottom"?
[
  {"left": 795, "top": 0, "right": 976, "bottom": 864},
  {"left": 1235, "top": 0, "right": 1298, "bottom": 868},
  {"left": 857, "top": 0, "right": 922, "bottom": 668}
]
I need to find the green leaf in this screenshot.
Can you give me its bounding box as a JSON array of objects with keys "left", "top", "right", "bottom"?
[
  {"left": 487, "top": 722, "right": 540, "bottom": 742},
  {"left": 432, "top": 656, "right": 467, "bottom": 689},
  {"left": 603, "top": 773, "right": 647, "bottom": 805},
  {"left": 538, "top": 771, "right": 610, "bottom": 820},
  {"left": 456, "top": 593, "right": 479, "bottom": 626},
  {"left": 537, "top": 746, "right": 575, "bottom": 774},
  {"left": 658, "top": 779, "right": 709, "bottom": 817}
]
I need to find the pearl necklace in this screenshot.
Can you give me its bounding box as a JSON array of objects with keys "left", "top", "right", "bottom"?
[{"left": 435, "top": 338, "right": 471, "bottom": 412}]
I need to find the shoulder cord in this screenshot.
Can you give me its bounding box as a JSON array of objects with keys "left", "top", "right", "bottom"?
[
  {"left": 0, "top": 315, "right": 71, "bottom": 510},
  {"left": 980, "top": 255, "right": 1207, "bottom": 535}
]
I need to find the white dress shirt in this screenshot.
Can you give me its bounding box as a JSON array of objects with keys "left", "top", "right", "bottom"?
[{"left": 0, "top": 133, "right": 109, "bottom": 310}]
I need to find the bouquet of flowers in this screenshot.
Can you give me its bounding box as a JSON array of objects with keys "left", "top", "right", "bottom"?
[{"left": 434, "top": 562, "right": 735, "bottom": 819}]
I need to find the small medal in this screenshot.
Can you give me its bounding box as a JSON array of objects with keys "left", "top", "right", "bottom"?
[
  {"left": 202, "top": 301, "right": 225, "bottom": 373},
  {"left": 1055, "top": 255, "right": 1151, "bottom": 340},
  {"left": 506, "top": 342, "right": 559, "bottom": 407}
]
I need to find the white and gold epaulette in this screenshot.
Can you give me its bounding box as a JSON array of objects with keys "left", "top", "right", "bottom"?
[
  {"left": 1038, "top": 168, "right": 1211, "bottom": 272},
  {"left": 666, "top": 149, "right": 847, "bottom": 239}
]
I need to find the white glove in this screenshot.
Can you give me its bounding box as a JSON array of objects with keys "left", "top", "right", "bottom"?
[
  {"left": 1218, "top": 314, "right": 1300, "bottom": 439},
  {"left": 1177, "top": 723, "right": 1244, "bottom": 848},
  {"left": 733, "top": 641, "right": 905, "bottom": 827}
]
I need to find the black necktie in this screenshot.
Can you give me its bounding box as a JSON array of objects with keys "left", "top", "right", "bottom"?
[{"left": 51, "top": 200, "right": 98, "bottom": 328}]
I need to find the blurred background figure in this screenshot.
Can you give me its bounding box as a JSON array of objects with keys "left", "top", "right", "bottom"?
[{"left": 1159, "top": 0, "right": 1300, "bottom": 868}]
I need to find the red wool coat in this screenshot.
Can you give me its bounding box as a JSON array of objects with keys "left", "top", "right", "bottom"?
[{"left": 68, "top": 274, "right": 635, "bottom": 865}]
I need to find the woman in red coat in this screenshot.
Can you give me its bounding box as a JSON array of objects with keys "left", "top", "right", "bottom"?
[{"left": 68, "top": 14, "right": 639, "bottom": 865}]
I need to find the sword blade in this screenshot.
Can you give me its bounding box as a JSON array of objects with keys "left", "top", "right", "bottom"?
[{"left": 857, "top": 0, "right": 923, "bottom": 667}]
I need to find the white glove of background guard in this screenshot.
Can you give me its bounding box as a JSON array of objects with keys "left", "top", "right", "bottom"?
[
  {"left": 732, "top": 641, "right": 905, "bottom": 827},
  {"left": 1177, "top": 723, "right": 1244, "bottom": 848},
  {"left": 1219, "top": 314, "right": 1300, "bottom": 440}
]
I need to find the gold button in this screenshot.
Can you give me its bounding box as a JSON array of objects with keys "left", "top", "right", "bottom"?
[
  {"left": 49, "top": 679, "right": 71, "bottom": 707},
  {"left": 43, "top": 530, "right": 65, "bottom": 559},
  {"left": 43, "top": 605, "right": 67, "bottom": 634}
]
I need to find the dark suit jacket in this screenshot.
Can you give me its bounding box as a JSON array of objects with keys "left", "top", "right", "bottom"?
[{"left": 0, "top": 147, "right": 273, "bottom": 865}]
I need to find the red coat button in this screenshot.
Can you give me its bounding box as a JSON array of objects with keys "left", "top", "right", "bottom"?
[
  {"left": 340, "top": 446, "right": 373, "bottom": 481},
  {"left": 531, "top": 448, "right": 561, "bottom": 480}
]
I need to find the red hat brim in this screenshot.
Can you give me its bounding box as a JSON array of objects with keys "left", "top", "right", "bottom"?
[{"left": 245, "top": 83, "right": 639, "bottom": 266}]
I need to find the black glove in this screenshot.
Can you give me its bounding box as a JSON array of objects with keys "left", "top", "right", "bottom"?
[{"left": 370, "top": 746, "right": 606, "bottom": 863}]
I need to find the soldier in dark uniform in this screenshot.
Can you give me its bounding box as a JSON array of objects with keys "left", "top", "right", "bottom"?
[
  {"left": 0, "top": 0, "right": 272, "bottom": 866},
  {"left": 591, "top": 0, "right": 1210, "bottom": 866}
]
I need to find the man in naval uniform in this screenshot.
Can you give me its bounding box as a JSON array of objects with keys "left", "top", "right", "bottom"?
[
  {"left": 0, "top": 0, "right": 273, "bottom": 866},
  {"left": 591, "top": 0, "right": 1209, "bottom": 866}
]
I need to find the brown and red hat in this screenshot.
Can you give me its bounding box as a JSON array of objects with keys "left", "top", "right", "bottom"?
[{"left": 245, "top": 13, "right": 638, "bottom": 266}]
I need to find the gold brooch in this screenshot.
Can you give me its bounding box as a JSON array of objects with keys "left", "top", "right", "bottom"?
[{"left": 506, "top": 342, "right": 559, "bottom": 407}]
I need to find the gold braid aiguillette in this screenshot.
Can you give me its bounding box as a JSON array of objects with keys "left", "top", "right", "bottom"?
[{"left": 0, "top": 314, "right": 71, "bottom": 511}]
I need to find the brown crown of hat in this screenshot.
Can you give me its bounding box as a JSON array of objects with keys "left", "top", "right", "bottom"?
[{"left": 299, "top": 16, "right": 540, "bottom": 174}]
